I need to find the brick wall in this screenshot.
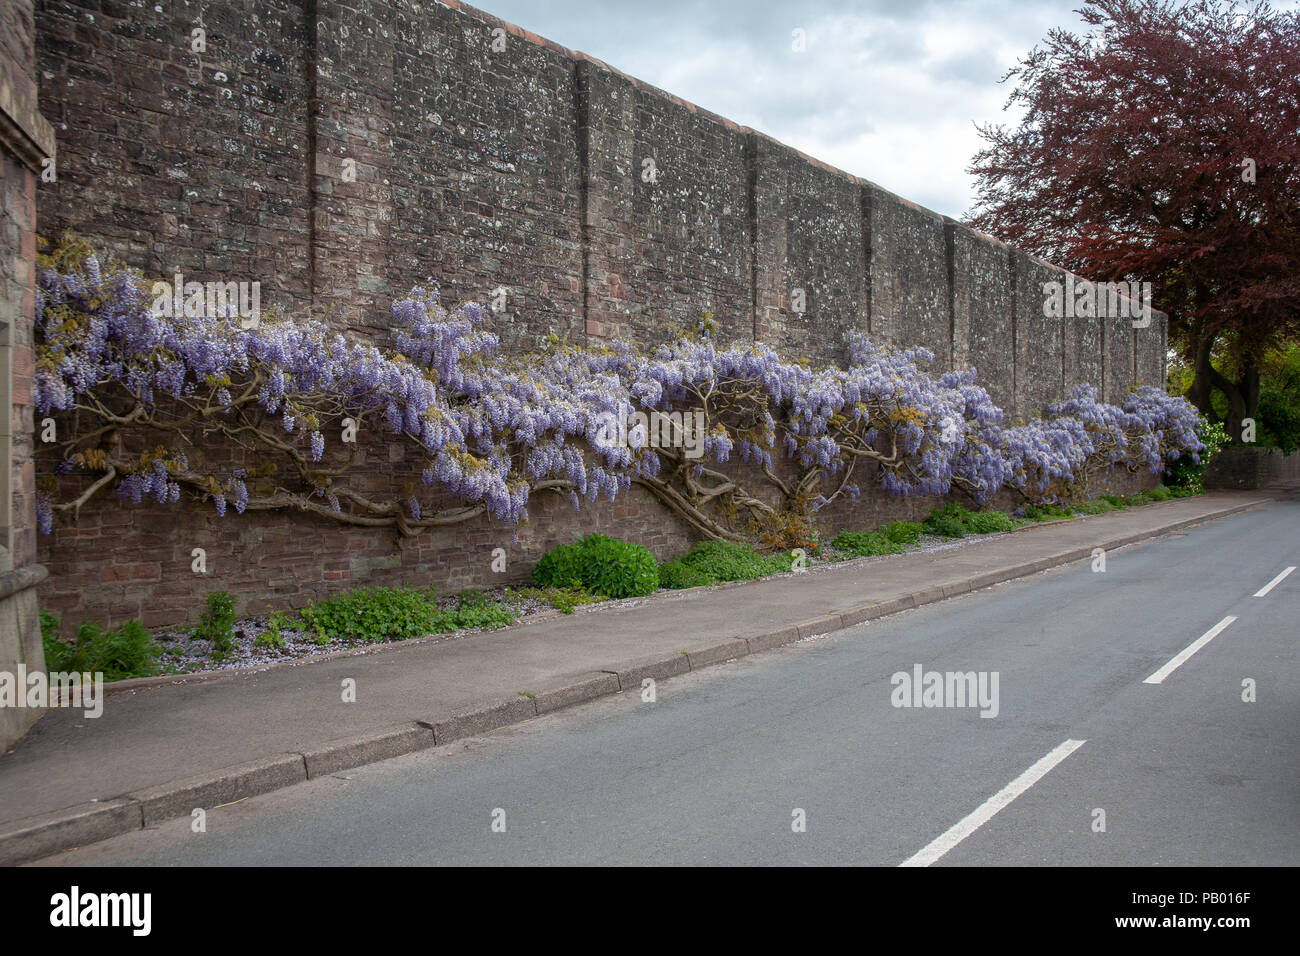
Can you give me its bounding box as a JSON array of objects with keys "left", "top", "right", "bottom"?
[{"left": 31, "top": 0, "right": 1167, "bottom": 627}]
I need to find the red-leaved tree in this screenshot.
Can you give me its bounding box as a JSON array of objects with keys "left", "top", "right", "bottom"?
[{"left": 967, "top": 0, "right": 1300, "bottom": 441}]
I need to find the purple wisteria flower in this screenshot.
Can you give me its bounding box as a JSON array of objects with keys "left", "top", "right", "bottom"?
[{"left": 32, "top": 246, "right": 1207, "bottom": 535}]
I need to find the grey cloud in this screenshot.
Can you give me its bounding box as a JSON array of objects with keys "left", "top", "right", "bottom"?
[
  {"left": 926, "top": 47, "right": 1005, "bottom": 88},
  {"left": 467, "top": 0, "right": 1086, "bottom": 216}
]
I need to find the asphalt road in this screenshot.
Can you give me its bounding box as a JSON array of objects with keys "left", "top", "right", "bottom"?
[{"left": 31, "top": 501, "right": 1300, "bottom": 866}]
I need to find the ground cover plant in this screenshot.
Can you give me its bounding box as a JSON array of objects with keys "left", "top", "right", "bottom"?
[
  {"left": 657, "top": 540, "right": 792, "bottom": 589},
  {"left": 296, "top": 584, "right": 517, "bottom": 643},
  {"left": 532, "top": 533, "right": 659, "bottom": 598},
  {"left": 40, "top": 610, "right": 162, "bottom": 681}
]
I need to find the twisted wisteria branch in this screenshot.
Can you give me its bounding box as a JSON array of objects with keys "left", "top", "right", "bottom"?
[{"left": 32, "top": 244, "right": 1205, "bottom": 544}]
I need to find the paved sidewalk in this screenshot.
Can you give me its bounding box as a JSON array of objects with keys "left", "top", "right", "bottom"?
[{"left": 0, "top": 489, "right": 1279, "bottom": 863}]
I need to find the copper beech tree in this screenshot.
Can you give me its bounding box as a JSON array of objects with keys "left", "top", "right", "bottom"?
[{"left": 967, "top": 0, "right": 1300, "bottom": 441}]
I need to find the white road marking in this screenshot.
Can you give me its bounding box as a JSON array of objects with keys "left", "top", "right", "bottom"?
[
  {"left": 1143, "top": 616, "right": 1237, "bottom": 685},
  {"left": 899, "top": 738, "right": 1086, "bottom": 867},
  {"left": 1254, "top": 566, "right": 1296, "bottom": 598}
]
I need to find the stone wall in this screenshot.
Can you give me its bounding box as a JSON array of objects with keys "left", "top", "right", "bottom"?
[
  {"left": 1205, "top": 446, "right": 1300, "bottom": 491},
  {"left": 30, "top": 0, "right": 1168, "bottom": 627},
  {"left": 2, "top": 0, "right": 55, "bottom": 750}
]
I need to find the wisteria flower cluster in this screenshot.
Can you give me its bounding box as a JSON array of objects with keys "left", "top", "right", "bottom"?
[{"left": 32, "top": 240, "right": 1204, "bottom": 543}]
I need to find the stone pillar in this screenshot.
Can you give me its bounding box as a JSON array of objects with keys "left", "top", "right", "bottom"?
[
  {"left": 0, "top": 0, "right": 55, "bottom": 750},
  {"left": 310, "top": 1, "right": 397, "bottom": 336},
  {"left": 948, "top": 224, "right": 1014, "bottom": 414},
  {"left": 750, "top": 134, "right": 865, "bottom": 364},
  {"left": 862, "top": 182, "right": 949, "bottom": 360}
]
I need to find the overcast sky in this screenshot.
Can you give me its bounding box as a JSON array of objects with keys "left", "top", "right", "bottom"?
[{"left": 474, "top": 0, "right": 1292, "bottom": 221}]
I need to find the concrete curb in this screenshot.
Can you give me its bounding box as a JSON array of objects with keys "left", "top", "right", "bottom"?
[
  {"left": 0, "top": 494, "right": 1273, "bottom": 865},
  {"left": 131, "top": 754, "right": 310, "bottom": 828},
  {"left": 0, "top": 799, "right": 141, "bottom": 866},
  {"left": 301, "top": 727, "right": 436, "bottom": 779}
]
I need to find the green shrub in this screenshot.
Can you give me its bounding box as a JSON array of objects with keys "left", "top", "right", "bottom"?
[
  {"left": 657, "top": 559, "right": 713, "bottom": 590},
  {"left": 881, "top": 521, "right": 924, "bottom": 546},
  {"left": 922, "top": 503, "right": 972, "bottom": 538},
  {"left": 1020, "top": 502, "right": 1071, "bottom": 521},
  {"left": 71, "top": 620, "right": 162, "bottom": 681},
  {"left": 299, "top": 585, "right": 518, "bottom": 643},
  {"left": 577, "top": 536, "right": 659, "bottom": 597},
  {"left": 827, "top": 520, "right": 928, "bottom": 559},
  {"left": 40, "top": 609, "right": 73, "bottom": 671},
  {"left": 532, "top": 534, "right": 659, "bottom": 598},
  {"left": 656, "top": 541, "right": 794, "bottom": 589},
  {"left": 961, "top": 510, "right": 1016, "bottom": 534},
  {"left": 830, "top": 530, "right": 906, "bottom": 557},
  {"left": 919, "top": 503, "right": 1017, "bottom": 537},
  {"left": 1147, "top": 484, "right": 1172, "bottom": 501},
  {"left": 192, "top": 591, "right": 237, "bottom": 660},
  {"left": 40, "top": 610, "right": 162, "bottom": 682},
  {"left": 532, "top": 540, "right": 586, "bottom": 590},
  {"left": 1164, "top": 419, "right": 1227, "bottom": 493},
  {"left": 678, "top": 540, "right": 787, "bottom": 581},
  {"left": 299, "top": 585, "right": 446, "bottom": 642}
]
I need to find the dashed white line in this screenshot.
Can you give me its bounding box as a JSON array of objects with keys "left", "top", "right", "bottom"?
[
  {"left": 899, "top": 738, "right": 1086, "bottom": 867},
  {"left": 1254, "top": 566, "right": 1295, "bottom": 598},
  {"left": 1143, "top": 616, "right": 1237, "bottom": 685}
]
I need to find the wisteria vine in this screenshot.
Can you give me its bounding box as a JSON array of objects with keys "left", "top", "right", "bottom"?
[{"left": 32, "top": 241, "right": 1205, "bottom": 545}]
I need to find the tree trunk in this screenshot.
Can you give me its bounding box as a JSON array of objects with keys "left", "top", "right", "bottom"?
[
  {"left": 1186, "top": 326, "right": 1262, "bottom": 443},
  {"left": 1186, "top": 333, "right": 1218, "bottom": 421},
  {"left": 1243, "top": 359, "right": 1260, "bottom": 427},
  {"left": 1209, "top": 358, "right": 1261, "bottom": 444}
]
